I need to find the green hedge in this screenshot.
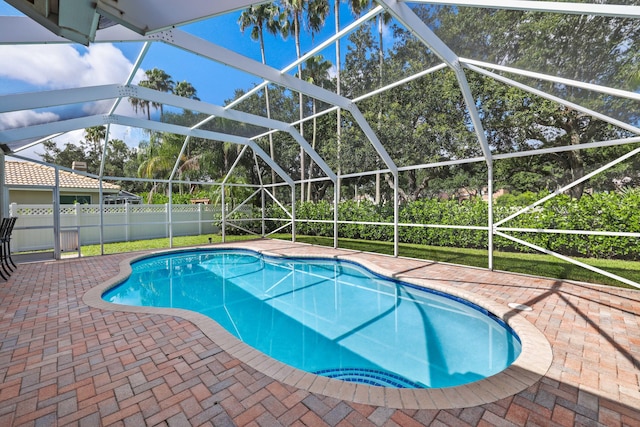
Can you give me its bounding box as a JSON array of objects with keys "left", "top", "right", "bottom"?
[{"left": 265, "top": 190, "right": 640, "bottom": 260}]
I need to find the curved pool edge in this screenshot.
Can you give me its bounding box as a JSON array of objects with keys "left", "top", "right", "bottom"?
[{"left": 82, "top": 244, "right": 553, "bottom": 410}]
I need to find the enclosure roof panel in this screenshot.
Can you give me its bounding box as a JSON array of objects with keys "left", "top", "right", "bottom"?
[{"left": 95, "top": 0, "right": 269, "bottom": 36}]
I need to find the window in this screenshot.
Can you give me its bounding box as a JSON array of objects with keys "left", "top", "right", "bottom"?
[{"left": 60, "top": 195, "right": 91, "bottom": 204}]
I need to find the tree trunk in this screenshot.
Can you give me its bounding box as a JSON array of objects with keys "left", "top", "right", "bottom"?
[{"left": 566, "top": 122, "right": 585, "bottom": 199}]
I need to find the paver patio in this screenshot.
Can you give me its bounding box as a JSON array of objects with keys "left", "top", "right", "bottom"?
[{"left": 0, "top": 239, "right": 639, "bottom": 426}]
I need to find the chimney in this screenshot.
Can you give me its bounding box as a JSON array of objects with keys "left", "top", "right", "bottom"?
[{"left": 72, "top": 161, "right": 87, "bottom": 172}]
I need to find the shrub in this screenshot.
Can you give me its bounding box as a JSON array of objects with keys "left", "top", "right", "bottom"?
[{"left": 259, "top": 191, "right": 640, "bottom": 260}]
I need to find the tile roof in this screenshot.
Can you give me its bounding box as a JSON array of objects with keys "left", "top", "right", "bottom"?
[{"left": 4, "top": 161, "right": 120, "bottom": 191}]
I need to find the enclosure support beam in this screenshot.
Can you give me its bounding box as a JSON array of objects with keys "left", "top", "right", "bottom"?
[
  {"left": 168, "top": 190, "right": 173, "bottom": 248},
  {"left": 227, "top": 189, "right": 261, "bottom": 219},
  {"left": 53, "top": 169, "right": 61, "bottom": 260},
  {"left": 221, "top": 184, "right": 226, "bottom": 243},
  {"left": 487, "top": 161, "right": 494, "bottom": 271},
  {"left": 291, "top": 186, "right": 296, "bottom": 243},
  {"left": 393, "top": 173, "right": 399, "bottom": 258},
  {"left": 254, "top": 152, "right": 266, "bottom": 238},
  {"left": 169, "top": 136, "right": 191, "bottom": 183},
  {"left": 99, "top": 179, "right": 104, "bottom": 255},
  {"left": 0, "top": 153, "right": 4, "bottom": 219},
  {"left": 379, "top": 0, "right": 458, "bottom": 66},
  {"left": 455, "top": 70, "right": 493, "bottom": 163},
  {"left": 333, "top": 184, "right": 338, "bottom": 249},
  {"left": 223, "top": 146, "right": 249, "bottom": 186}
]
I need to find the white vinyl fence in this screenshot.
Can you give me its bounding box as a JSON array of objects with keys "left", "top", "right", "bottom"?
[{"left": 10, "top": 203, "right": 227, "bottom": 252}]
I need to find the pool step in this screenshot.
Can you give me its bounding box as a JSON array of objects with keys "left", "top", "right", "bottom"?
[{"left": 313, "top": 368, "right": 423, "bottom": 388}]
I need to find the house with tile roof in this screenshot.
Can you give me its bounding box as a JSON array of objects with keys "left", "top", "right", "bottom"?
[{"left": 4, "top": 160, "right": 120, "bottom": 204}]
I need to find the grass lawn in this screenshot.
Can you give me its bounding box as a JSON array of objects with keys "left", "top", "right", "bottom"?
[
  {"left": 78, "top": 233, "right": 639, "bottom": 289},
  {"left": 270, "top": 235, "right": 640, "bottom": 289},
  {"left": 80, "top": 234, "right": 258, "bottom": 256}
]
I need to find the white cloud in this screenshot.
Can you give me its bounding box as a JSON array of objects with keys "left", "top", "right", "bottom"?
[
  {"left": 0, "top": 110, "right": 59, "bottom": 131},
  {"left": 0, "top": 43, "right": 145, "bottom": 89},
  {"left": 328, "top": 64, "right": 338, "bottom": 80},
  {"left": 0, "top": 43, "right": 148, "bottom": 152}
]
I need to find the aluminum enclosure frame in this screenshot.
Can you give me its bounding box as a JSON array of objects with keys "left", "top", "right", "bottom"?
[{"left": 0, "top": 1, "right": 638, "bottom": 288}]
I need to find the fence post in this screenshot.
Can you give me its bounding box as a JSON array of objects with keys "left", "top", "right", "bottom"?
[
  {"left": 261, "top": 187, "right": 265, "bottom": 237},
  {"left": 125, "top": 203, "right": 130, "bottom": 242},
  {"left": 75, "top": 202, "right": 80, "bottom": 228},
  {"left": 221, "top": 185, "right": 226, "bottom": 243},
  {"left": 165, "top": 203, "right": 170, "bottom": 238},
  {"left": 198, "top": 203, "right": 203, "bottom": 235},
  {"left": 488, "top": 161, "right": 494, "bottom": 270}
]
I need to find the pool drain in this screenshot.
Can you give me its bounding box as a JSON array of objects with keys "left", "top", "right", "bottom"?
[{"left": 313, "top": 368, "right": 424, "bottom": 388}]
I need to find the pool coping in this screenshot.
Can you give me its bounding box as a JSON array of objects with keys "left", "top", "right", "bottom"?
[{"left": 83, "top": 242, "right": 553, "bottom": 410}]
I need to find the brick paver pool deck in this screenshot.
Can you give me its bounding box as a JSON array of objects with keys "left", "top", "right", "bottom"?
[{"left": 1, "top": 239, "right": 639, "bottom": 426}]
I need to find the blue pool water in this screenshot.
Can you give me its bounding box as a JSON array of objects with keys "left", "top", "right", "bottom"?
[{"left": 103, "top": 249, "right": 521, "bottom": 388}]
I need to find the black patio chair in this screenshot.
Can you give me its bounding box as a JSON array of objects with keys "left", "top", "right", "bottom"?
[
  {"left": 0, "top": 217, "right": 17, "bottom": 279},
  {"left": 0, "top": 219, "right": 9, "bottom": 279},
  {"left": 0, "top": 220, "right": 6, "bottom": 280},
  {"left": 5, "top": 217, "right": 17, "bottom": 270}
]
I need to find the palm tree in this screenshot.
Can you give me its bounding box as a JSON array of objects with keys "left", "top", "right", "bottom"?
[
  {"left": 138, "top": 132, "right": 190, "bottom": 203},
  {"left": 238, "top": 3, "right": 286, "bottom": 186},
  {"left": 301, "top": 55, "right": 332, "bottom": 201},
  {"left": 174, "top": 80, "right": 200, "bottom": 120},
  {"left": 143, "top": 68, "right": 175, "bottom": 121},
  {"left": 137, "top": 134, "right": 173, "bottom": 203},
  {"left": 84, "top": 126, "right": 106, "bottom": 172},
  {"left": 281, "top": 0, "right": 330, "bottom": 202},
  {"left": 84, "top": 126, "right": 105, "bottom": 153},
  {"left": 210, "top": 174, "right": 251, "bottom": 210},
  {"left": 174, "top": 150, "right": 218, "bottom": 194},
  {"left": 128, "top": 68, "right": 174, "bottom": 121},
  {"left": 128, "top": 94, "right": 150, "bottom": 120},
  {"left": 174, "top": 80, "right": 200, "bottom": 100},
  {"left": 128, "top": 69, "right": 175, "bottom": 200}
]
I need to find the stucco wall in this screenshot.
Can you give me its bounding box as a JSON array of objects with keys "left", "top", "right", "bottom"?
[{"left": 9, "top": 189, "right": 104, "bottom": 204}]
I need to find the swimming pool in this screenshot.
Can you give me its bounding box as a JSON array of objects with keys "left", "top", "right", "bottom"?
[{"left": 102, "top": 249, "right": 522, "bottom": 389}]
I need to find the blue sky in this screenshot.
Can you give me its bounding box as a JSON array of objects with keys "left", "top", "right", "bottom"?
[
  {"left": 0, "top": 1, "right": 390, "bottom": 157},
  {"left": 0, "top": 2, "right": 376, "bottom": 103}
]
